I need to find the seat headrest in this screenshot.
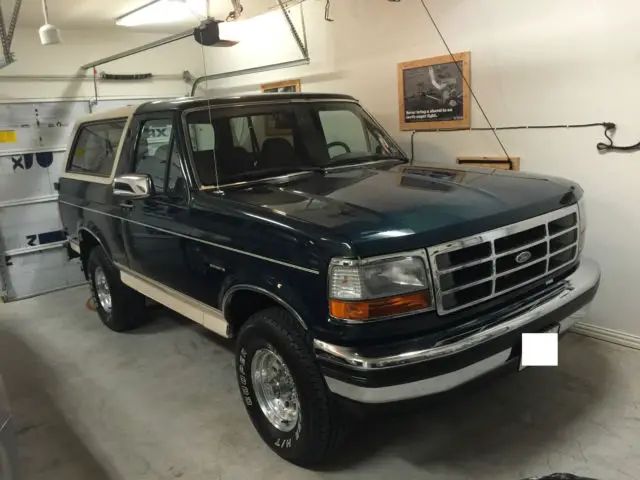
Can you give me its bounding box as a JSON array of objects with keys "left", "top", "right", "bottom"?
[
  {"left": 261, "top": 137, "right": 297, "bottom": 168},
  {"left": 262, "top": 137, "right": 293, "bottom": 153}
]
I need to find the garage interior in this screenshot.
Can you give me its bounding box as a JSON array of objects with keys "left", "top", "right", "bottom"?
[{"left": 1, "top": 0, "right": 639, "bottom": 479}]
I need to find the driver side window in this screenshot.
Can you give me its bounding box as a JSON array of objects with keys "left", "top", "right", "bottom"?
[
  {"left": 135, "top": 119, "right": 173, "bottom": 194},
  {"left": 134, "top": 118, "right": 187, "bottom": 202}
]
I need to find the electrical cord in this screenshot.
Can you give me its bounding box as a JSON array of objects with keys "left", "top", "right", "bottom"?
[
  {"left": 325, "top": 0, "right": 333, "bottom": 21},
  {"left": 100, "top": 72, "right": 153, "bottom": 80},
  {"left": 596, "top": 123, "right": 640, "bottom": 153},
  {"left": 415, "top": 2, "right": 640, "bottom": 163},
  {"left": 416, "top": 1, "right": 638, "bottom": 160},
  {"left": 410, "top": 122, "right": 621, "bottom": 162}
]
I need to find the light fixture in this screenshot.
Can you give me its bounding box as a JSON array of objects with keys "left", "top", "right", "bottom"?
[
  {"left": 39, "top": 0, "right": 61, "bottom": 45},
  {"left": 116, "top": 0, "right": 207, "bottom": 28}
]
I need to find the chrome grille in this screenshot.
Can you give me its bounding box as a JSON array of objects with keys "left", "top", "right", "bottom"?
[{"left": 427, "top": 204, "right": 580, "bottom": 314}]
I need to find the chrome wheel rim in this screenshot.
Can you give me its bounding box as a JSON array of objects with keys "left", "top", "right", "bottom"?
[
  {"left": 251, "top": 348, "right": 300, "bottom": 432},
  {"left": 94, "top": 267, "right": 112, "bottom": 313}
]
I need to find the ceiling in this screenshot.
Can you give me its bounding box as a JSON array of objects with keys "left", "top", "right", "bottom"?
[{"left": 7, "top": 0, "right": 297, "bottom": 31}]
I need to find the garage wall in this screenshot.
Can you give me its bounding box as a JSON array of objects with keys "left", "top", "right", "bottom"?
[
  {"left": 199, "top": 0, "right": 640, "bottom": 337},
  {"left": 2, "top": 27, "right": 202, "bottom": 100}
]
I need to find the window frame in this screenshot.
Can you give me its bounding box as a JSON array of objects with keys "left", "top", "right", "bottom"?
[
  {"left": 163, "top": 136, "right": 190, "bottom": 204},
  {"left": 132, "top": 116, "right": 190, "bottom": 204},
  {"left": 63, "top": 117, "right": 129, "bottom": 184}
]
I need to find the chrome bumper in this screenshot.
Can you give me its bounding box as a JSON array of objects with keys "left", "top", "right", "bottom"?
[{"left": 315, "top": 257, "right": 600, "bottom": 404}]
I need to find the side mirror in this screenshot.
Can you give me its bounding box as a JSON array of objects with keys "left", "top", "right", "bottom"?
[{"left": 113, "top": 174, "right": 153, "bottom": 199}]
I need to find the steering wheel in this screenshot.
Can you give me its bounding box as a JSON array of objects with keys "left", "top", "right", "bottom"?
[{"left": 327, "top": 141, "right": 351, "bottom": 155}]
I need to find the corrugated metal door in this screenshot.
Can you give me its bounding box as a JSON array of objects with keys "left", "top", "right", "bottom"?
[
  {"left": 0, "top": 100, "right": 88, "bottom": 301},
  {"left": 0, "top": 98, "right": 161, "bottom": 301}
]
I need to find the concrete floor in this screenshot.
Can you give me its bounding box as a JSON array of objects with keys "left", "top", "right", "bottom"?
[{"left": 0, "top": 286, "right": 639, "bottom": 480}]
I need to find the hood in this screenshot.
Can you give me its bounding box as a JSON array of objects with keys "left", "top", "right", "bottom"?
[{"left": 222, "top": 164, "right": 581, "bottom": 257}]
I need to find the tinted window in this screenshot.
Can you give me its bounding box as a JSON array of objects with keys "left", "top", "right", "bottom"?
[
  {"left": 166, "top": 141, "right": 187, "bottom": 201},
  {"left": 189, "top": 123, "right": 215, "bottom": 151},
  {"left": 315, "top": 105, "right": 391, "bottom": 161},
  {"left": 185, "top": 103, "right": 403, "bottom": 187},
  {"left": 319, "top": 109, "right": 371, "bottom": 158},
  {"left": 134, "top": 119, "right": 173, "bottom": 194},
  {"left": 187, "top": 110, "right": 298, "bottom": 186},
  {"left": 68, "top": 120, "right": 126, "bottom": 176}
]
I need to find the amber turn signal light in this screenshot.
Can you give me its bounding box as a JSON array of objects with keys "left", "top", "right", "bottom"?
[{"left": 329, "top": 291, "right": 430, "bottom": 321}]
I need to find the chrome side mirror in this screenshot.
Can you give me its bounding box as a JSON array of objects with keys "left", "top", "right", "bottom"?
[{"left": 113, "top": 174, "right": 153, "bottom": 199}]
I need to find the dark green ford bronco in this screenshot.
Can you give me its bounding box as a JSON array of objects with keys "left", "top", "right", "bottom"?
[{"left": 57, "top": 93, "right": 600, "bottom": 466}]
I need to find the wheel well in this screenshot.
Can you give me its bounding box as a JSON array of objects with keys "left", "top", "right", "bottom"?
[
  {"left": 224, "top": 290, "right": 281, "bottom": 337},
  {"left": 79, "top": 230, "right": 100, "bottom": 279}
]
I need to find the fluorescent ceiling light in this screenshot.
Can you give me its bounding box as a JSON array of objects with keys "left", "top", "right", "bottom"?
[{"left": 116, "top": 0, "right": 207, "bottom": 27}]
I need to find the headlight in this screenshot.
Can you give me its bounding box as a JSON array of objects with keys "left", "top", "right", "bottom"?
[
  {"left": 328, "top": 251, "right": 433, "bottom": 321},
  {"left": 577, "top": 196, "right": 587, "bottom": 253}
]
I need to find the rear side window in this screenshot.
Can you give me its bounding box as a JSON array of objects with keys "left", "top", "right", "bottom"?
[{"left": 68, "top": 120, "right": 127, "bottom": 176}]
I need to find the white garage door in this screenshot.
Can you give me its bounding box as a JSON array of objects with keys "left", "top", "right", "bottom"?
[{"left": 0, "top": 98, "right": 161, "bottom": 301}]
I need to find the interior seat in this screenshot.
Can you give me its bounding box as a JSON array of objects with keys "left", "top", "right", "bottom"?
[
  {"left": 260, "top": 137, "right": 298, "bottom": 170},
  {"left": 193, "top": 147, "right": 254, "bottom": 185}
]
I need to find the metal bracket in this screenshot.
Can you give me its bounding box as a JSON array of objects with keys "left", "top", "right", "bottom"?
[
  {"left": 0, "top": 0, "right": 22, "bottom": 67},
  {"left": 0, "top": 52, "right": 15, "bottom": 70},
  {"left": 277, "top": 0, "right": 308, "bottom": 59},
  {"left": 190, "top": 1, "right": 310, "bottom": 96},
  {"left": 80, "top": 29, "right": 194, "bottom": 70}
]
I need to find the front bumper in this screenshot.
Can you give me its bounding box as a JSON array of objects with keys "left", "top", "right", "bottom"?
[{"left": 314, "top": 257, "right": 601, "bottom": 404}]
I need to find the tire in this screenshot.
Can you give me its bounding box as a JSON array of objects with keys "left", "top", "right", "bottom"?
[
  {"left": 87, "top": 247, "right": 146, "bottom": 332},
  {"left": 235, "top": 307, "right": 345, "bottom": 467}
]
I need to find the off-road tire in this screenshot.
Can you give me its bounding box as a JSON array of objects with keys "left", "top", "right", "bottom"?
[
  {"left": 235, "top": 307, "right": 345, "bottom": 467},
  {"left": 87, "top": 247, "right": 146, "bottom": 332}
]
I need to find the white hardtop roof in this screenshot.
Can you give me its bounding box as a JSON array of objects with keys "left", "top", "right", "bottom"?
[{"left": 75, "top": 105, "right": 138, "bottom": 124}]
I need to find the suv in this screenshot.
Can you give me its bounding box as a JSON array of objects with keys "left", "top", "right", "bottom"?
[{"left": 58, "top": 93, "right": 600, "bottom": 467}]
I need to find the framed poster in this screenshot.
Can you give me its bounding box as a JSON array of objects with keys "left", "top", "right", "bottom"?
[
  {"left": 398, "top": 52, "right": 470, "bottom": 131},
  {"left": 261, "top": 79, "right": 301, "bottom": 135}
]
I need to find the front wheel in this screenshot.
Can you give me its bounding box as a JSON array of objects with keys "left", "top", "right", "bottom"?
[{"left": 235, "top": 307, "right": 345, "bottom": 467}]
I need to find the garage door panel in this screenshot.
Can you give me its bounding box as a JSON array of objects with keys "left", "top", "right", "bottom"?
[
  {"left": 3, "top": 251, "right": 84, "bottom": 300},
  {"left": 1, "top": 98, "right": 161, "bottom": 301},
  {"left": 0, "top": 151, "right": 65, "bottom": 204},
  {"left": 1, "top": 202, "right": 64, "bottom": 252}
]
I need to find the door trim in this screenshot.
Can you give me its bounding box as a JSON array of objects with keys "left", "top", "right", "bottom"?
[
  {"left": 116, "top": 262, "right": 230, "bottom": 338},
  {"left": 59, "top": 200, "right": 320, "bottom": 274}
]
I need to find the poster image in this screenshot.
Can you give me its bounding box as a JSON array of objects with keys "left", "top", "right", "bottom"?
[
  {"left": 260, "top": 79, "right": 301, "bottom": 135},
  {"left": 398, "top": 52, "right": 470, "bottom": 131}
]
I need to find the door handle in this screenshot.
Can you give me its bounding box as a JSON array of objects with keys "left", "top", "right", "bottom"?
[{"left": 120, "top": 200, "right": 134, "bottom": 209}]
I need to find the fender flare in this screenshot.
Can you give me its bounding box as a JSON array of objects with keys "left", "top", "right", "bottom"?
[
  {"left": 221, "top": 284, "right": 308, "bottom": 331},
  {"left": 77, "top": 226, "right": 111, "bottom": 259}
]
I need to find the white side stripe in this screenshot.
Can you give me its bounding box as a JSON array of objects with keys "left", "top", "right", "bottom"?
[
  {"left": 117, "top": 263, "right": 230, "bottom": 338},
  {"left": 69, "top": 239, "right": 81, "bottom": 254},
  {"left": 59, "top": 200, "right": 320, "bottom": 274}
]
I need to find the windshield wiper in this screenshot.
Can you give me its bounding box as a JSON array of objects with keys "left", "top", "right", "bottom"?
[
  {"left": 222, "top": 166, "right": 325, "bottom": 185},
  {"left": 326, "top": 154, "right": 407, "bottom": 169}
]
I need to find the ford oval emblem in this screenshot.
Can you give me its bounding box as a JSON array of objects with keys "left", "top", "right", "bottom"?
[{"left": 515, "top": 251, "right": 532, "bottom": 264}]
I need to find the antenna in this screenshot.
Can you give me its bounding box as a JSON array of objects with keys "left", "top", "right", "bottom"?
[
  {"left": 198, "top": 8, "right": 221, "bottom": 192},
  {"left": 417, "top": 0, "right": 512, "bottom": 165}
]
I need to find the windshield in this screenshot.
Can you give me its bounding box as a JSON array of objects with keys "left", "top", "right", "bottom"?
[{"left": 185, "top": 101, "right": 406, "bottom": 187}]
